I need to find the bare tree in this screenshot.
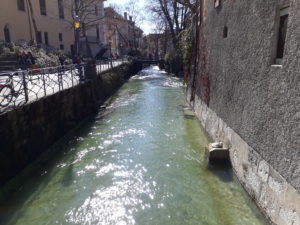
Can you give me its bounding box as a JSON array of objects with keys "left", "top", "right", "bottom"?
[
  {"left": 63, "top": 0, "right": 106, "bottom": 34},
  {"left": 105, "top": 2, "right": 144, "bottom": 55},
  {"left": 176, "top": 0, "right": 196, "bottom": 13},
  {"left": 148, "top": 0, "right": 192, "bottom": 48},
  {"left": 60, "top": 0, "right": 107, "bottom": 55},
  {"left": 113, "top": 0, "right": 145, "bottom": 52},
  {"left": 146, "top": 0, "right": 196, "bottom": 75},
  {"left": 25, "top": 0, "right": 38, "bottom": 41}
]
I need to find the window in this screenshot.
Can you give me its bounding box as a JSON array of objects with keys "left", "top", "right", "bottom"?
[
  {"left": 59, "top": 33, "right": 63, "bottom": 42},
  {"left": 17, "top": 0, "right": 26, "bottom": 11},
  {"left": 214, "top": 0, "right": 220, "bottom": 8},
  {"left": 58, "top": 0, "right": 64, "bottom": 19},
  {"left": 44, "top": 32, "right": 49, "bottom": 45},
  {"left": 39, "top": 0, "right": 47, "bottom": 16},
  {"left": 275, "top": 6, "right": 289, "bottom": 64},
  {"left": 60, "top": 44, "right": 64, "bottom": 50},
  {"left": 4, "top": 25, "right": 11, "bottom": 43},
  {"left": 36, "top": 31, "right": 42, "bottom": 44},
  {"left": 223, "top": 26, "right": 228, "bottom": 38}
]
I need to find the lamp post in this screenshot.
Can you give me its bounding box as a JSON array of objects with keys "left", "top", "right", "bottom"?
[
  {"left": 108, "top": 40, "right": 113, "bottom": 67},
  {"left": 120, "top": 43, "right": 124, "bottom": 58},
  {"left": 74, "top": 15, "right": 81, "bottom": 55}
]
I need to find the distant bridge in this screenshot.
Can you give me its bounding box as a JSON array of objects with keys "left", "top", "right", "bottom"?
[{"left": 138, "top": 60, "right": 165, "bottom": 67}]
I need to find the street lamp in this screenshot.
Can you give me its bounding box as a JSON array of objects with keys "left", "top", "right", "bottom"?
[
  {"left": 74, "top": 15, "right": 81, "bottom": 29},
  {"left": 108, "top": 40, "right": 113, "bottom": 67},
  {"left": 74, "top": 15, "right": 81, "bottom": 55}
]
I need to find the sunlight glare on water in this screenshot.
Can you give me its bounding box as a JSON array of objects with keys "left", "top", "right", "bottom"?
[{"left": 0, "top": 66, "right": 268, "bottom": 225}]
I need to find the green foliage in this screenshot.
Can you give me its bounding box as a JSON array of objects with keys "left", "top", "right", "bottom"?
[
  {"left": 164, "top": 48, "right": 184, "bottom": 76},
  {"left": 0, "top": 41, "right": 72, "bottom": 67},
  {"left": 28, "top": 39, "right": 37, "bottom": 46},
  {"left": 0, "top": 45, "right": 10, "bottom": 55},
  {"left": 179, "top": 26, "right": 194, "bottom": 70},
  {"left": 6, "top": 42, "right": 15, "bottom": 52},
  {"left": 13, "top": 46, "right": 21, "bottom": 55},
  {"left": 164, "top": 49, "right": 177, "bottom": 62},
  {"left": 0, "top": 42, "right": 15, "bottom": 54}
]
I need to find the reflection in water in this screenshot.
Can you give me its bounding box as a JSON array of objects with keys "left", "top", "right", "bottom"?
[{"left": 0, "top": 66, "right": 268, "bottom": 225}]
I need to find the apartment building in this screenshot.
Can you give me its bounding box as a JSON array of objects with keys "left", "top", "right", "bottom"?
[
  {"left": 103, "top": 7, "right": 143, "bottom": 57},
  {"left": 0, "top": 0, "right": 76, "bottom": 54}
]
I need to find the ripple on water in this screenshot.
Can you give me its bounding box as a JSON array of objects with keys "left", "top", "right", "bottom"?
[
  {"left": 163, "top": 79, "right": 184, "bottom": 88},
  {"left": 107, "top": 93, "right": 138, "bottom": 109},
  {"left": 66, "top": 164, "right": 155, "bottom": 225},
  {"left": 99, "top": 128, "right": 146, "bottom": 149}
]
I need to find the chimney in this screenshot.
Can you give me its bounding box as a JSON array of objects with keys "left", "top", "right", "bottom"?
[
  {"left": 124, "top": 12, "right": 128, "bottom": 20},
  {"left": 129, "top": 16, "right": 132, "bottom": 21}
]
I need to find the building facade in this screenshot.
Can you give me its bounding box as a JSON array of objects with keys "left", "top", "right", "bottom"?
[
  {"left": 0, "top": 0, "right": 75, "bottom": 54},
  {"left": 103, "top": 7, "right": 143, "bottom": 58},
  {"left": 188, "top": 1, "right": 300, "bottom": 225}
]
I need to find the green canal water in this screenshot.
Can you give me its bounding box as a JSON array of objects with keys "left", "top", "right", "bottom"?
[{"left": 0, "top": 66, "right": 268, "bottom": 225}]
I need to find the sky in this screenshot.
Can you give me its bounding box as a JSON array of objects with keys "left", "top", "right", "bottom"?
[{"left": 104, "top": 0, "right": 155, "bottom": 34}]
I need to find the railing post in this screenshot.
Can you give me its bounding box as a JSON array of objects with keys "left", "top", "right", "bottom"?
[
  {"left": 58, "top": 67, "right": 61, "bottom": 91},
  {"left": 70, "top": 65, "right": 74, "bottom": 87},
  {"left": 85, "top": 60, "right": 96, "bottom": 81},
  {"left": 22, "top": 71, "right": 29, "bottom": 103},
  {"left": 42, "top": 69, "right": 47, "bottom": 96},
  {"left": 60, "top": 66, "right": 64, "bottom": 90}
]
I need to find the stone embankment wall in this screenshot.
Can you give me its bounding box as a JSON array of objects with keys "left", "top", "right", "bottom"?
[
  {"left": 188, "top": 0, "right": 300, "bottom": 225},
  {"left": 0, "top": 61, "right": 142, "bottom": 186}
]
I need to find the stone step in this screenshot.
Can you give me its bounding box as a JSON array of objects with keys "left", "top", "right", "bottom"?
[
  {"left": 0, "top": 61, "right": 18, "bottom": 65},
  {"left": 0, "top": 65, "right": 17, "bottom": 71},
  {"left": 0, "top": 56, "right": 17, "bottom": 60}
]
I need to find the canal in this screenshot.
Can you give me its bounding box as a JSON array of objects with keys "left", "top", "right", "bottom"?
[{"left": 0, "top": 66, "right": 268, "bottom": 225}]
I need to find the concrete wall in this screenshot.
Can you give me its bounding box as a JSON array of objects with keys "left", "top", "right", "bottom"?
[
  {"left": 188, "top": 0, "right": 300, "bottom": 224},
  {"left": 0, "top": 61, "right": 142, "bottom": 187}
]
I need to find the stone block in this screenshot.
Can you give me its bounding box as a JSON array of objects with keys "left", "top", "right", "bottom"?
[
  {"left": 258, "top": 160, "right": 270, "bottom": 183},
  {"left": 205, "top": 142, "right": 230, "bottom": 163},
  {"left": 279, "top": 207, "right": 300, "bottom": 225}
]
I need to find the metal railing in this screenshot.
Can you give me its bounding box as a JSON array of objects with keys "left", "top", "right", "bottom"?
[{"left": 0, "top": 59, "right": 126, "bottom": 112}]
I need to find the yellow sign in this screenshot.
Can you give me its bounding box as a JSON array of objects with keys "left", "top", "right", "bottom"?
[{"left": 74, "top": 21, "right": 81, "bottom": 29}]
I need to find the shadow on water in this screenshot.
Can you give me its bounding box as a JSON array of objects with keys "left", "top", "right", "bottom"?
[
  {"left": 60, "top": 164, "right": 75, "bottom": 188},
  {"left": 207, "top": 161, "right": 234, "bottom": 183},
  {"left": 0, "top": 113, "right": 102, "bottom": 225}
]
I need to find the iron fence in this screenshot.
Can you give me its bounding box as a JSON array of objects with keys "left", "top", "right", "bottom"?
[{"left": 0, "top": 59, "right": 126, "bottom": 113}]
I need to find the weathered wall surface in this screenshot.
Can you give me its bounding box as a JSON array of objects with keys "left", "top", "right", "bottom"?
[
  {"left": 0, "top": 61, "right": 142, "bottom": 186},
  {"left": 188, "top": 0, "right": 300, "bottom": 224}
]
